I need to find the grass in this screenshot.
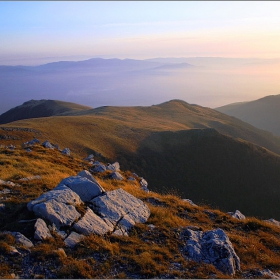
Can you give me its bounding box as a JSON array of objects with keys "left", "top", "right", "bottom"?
[{"left": 1, "top": 143, "right": 280, "bottom": 278}]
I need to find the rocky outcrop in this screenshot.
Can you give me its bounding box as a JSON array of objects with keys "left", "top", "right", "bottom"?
[
  {"left": 34, "top": 218, "right": 52, "bottom": 240},
  {"left": 59, "top": 176, "right": 104, "bottom": 202},
  {"left": 64, "top": 232, "right": 84, "bottom": 248},
  {"left": 91, "top": 188, "right": 150, "bottom": 235},
  {"left": 77, "top": 170, "right": 99, "bottom": 184},
  {"left": 228, "top": 210, "right": 246, "bottom": 220},
  {"left": 180, "top": 227, "right": 240, "bottom": 275}
]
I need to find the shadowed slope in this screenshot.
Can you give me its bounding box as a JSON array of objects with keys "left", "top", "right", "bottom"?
[{"left": 216, "top": 94, "right": 280, "bottom": 136}]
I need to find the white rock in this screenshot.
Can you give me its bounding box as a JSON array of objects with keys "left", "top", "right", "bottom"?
[
  {"left": 59, "top": 176, "right": 104, "bottom": 202},
  {"left": 32, "top": 199, "right": 81, "bottom": 228},
  {"left": 107, "top": 162, "right": 120, "bottom": 171},
  {"left": 74, "top": 207, "right": 114, "bottom": 235},
  {"left": 27, "top": 185, "right": 82, "bottom": 211},
  {"left": 64, "top": 232, "right": 84, "bottom": 248},
  {"left": 228, "top": 210, "right": 246, "bottom": 220},
  {"left": 10, "top": 232, "right": 34, "bottom": 248},
  {"left": 180, "top": 228, "right": 240, "bottom": 275},
  {"left": 34, "top": 218, "right": 53, "bottom": 240},
  {"left": 77, "top": 170, "right": 99, "bottom": 184},
  {"left": 62, "top": 148, "right": 71, "bottom": 156},
  {"left": 110, "top": 171, "right": 124, "bottom": 181},
  {"left": 92, "top": 163, "right": 107, "bottom": 173},
  {"left": 182, "top": 199, "right": 197, "bottom": 207},
  {"left": 91, "top": 188, "right": 150, "bottom": 235},
  {"left": 42, "top": 141, "right": 53, "bottom": 149}
]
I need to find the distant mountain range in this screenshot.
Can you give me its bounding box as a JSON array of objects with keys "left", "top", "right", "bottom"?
[
  {"left": 216, "top": 94, "right": 280, "bottom": 136},
  {"left": 2, "top": 99, "right": 280, "bottom": 219}
]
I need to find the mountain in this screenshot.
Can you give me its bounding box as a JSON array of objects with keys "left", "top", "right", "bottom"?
[
  {"left": 216, "top": 94, "right": 280, "bottom": 136},
  {"left": 0, "top": 99, "right": 92, "bottom": 124},
  {"left": 2, "top": 99, "right": 280, "bottom": 219},
  {"left": 2, "top": 140, "right": 280, "bottom": 278}
]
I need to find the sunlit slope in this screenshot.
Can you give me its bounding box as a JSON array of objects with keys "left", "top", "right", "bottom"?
[
  {"left": 216, "top": 94, "right": 280, "bottom": 136},
  {"left": 0, "top": 99, "right": 92, "bottom": 124}
]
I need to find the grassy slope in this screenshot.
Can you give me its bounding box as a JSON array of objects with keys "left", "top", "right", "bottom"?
[
  {"left": 2, "top": 100, "right": 280, "bottom": 219},
  {"left": 1, "top": 145, "right": 280, "bottom": 278}
]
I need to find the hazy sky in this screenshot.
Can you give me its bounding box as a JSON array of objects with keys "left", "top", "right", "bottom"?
[{"left": 1, "top": 1, "right": 280, "bottom": 65}]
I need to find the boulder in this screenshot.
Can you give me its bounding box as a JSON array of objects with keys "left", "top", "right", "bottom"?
[
  {"left": 32, "top": 199, "right": 81, "bottom": 228},
  {"left": 34, "top": 218, "right": 52, "bottom": 240},
  {"left": 77, "top": 170, "right": 99, "bottom": 184},
  {"left": 228, "top": 210, "right": 246, "bottom": 220},
  {"left": 107, "top": 162, "right": 120, "bottom": 171},
  {"left": 91, "top": 188, "right": 150, "bottom": 235},
  {"left": 64, "top": 232, "right": 84, "bottom": 248},
  {"left": 74, "top": 207, "right": 114, "bottom": 235},
  {"left": 42, "top": 141, "right": 53, "bottom": 149},
  {"left": 110, "top": 171, "right": 124, "bottom": 181},
  {"left": 59, "top": 176, "right": 104, "bottom": 202},
  {"left": 92, "top": 163, "right": 107, "bottom": 173},
  {"left": 10, "top": 232, "right": 34, "bottom": 248},
  {"left": 62, "top": 148, "right": 71, "bottom": 156},
  {"left": 27, "top": 184, "right": 82, "bottom": 211},
  {"left": 180, "top": 227, "right": 240, "bottom": 275}
]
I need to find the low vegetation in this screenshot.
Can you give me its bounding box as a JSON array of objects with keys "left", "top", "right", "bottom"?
[{"left": 1, "top": 144, "right": 280, "bottom": 278}]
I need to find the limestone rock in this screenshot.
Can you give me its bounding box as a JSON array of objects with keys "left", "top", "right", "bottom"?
[
  {"left": 265, "top": 218, "right": 280, "bottom": 227},
  {"left": 92, "top": 163, "right": 107, "bottom": 173},
  {"left": 91, "top": 188, "right": 150, "bottom": 235},
  {"left": 27, "top": 184, "right": 82, "bottom": 211},
  {"left": 10, "top": 232, "right": 34, "bottom": 248},
  {"left": 19, "top": 175, "right": 42, "bottom": 181},
  {"left": 74, "top": 207, "right": 114, "bottom": 235},
  {"left": 77, "top": 170, "right": 99, "bottom": 184},
  {"left": 84, "top": 154, "right": 94, "bottom": 161},
  {"left": 107, "top": 162, "right": 120, "bottom": 171},
  {"left": 62, "top": 148, "right": 71, "bottom": 156},
  {"left": 180, "top": 227, "right": 240, "bottom": 275},
  {"left": 228, "top": 210, "right": 246, "bottom": 220},
  {"left": 140, "top": 178, "right": 149, "bottom": 192},
  {"left": 182, "top": 198, "right": 197, "bottom": 206},
  {"left": 32, "top": 199, "right": 81, "bottom": 228},
  {"left": 34, "top": 218, "right": 52, "bottom": 240},
  {"left": 110, "top": 171, "right": 124, "bottom": 181},
  {"left": 42, "top": 141, "right": 53, "bottom": 149},
  {"left": 48, "top": 223, "right": 68, "bottom": 239},
  {"left": 64, "top": 232, "right": 84, "bottom": 248},
  {"left": 59, "top": 176, "right": 104, "bottom": 202}
]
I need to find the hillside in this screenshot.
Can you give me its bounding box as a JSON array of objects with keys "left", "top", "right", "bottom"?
[
  {"left": 2, "top": 100, "right": 280, "bottom": 220},
  {"left": 1, "top": 141, "right": 280, "bottom": 279},
  {"left": 0, "top": 99, "right": 92, "bottom": 124},
  {"left": 216, "top": 94, "right": 280, "bottom": 136}
]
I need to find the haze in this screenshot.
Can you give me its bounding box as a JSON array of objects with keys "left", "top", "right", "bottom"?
[{"left": 1, "top": 1, "right": 280, "bottom": 113}]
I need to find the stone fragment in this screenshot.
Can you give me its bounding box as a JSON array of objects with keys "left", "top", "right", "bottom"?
[
  {"left": 92, "top": 163, "right": 107, "bottom": 173},
  {"left": 59, "top": 176, "right": 104, "bottom": 202},
  {"left": 77, "top": 170, "right": 99, "bottom": 184},
  {"left": 110, "top": 171, "right": 124, "bottom": 181},
  {"left": 10, "top": 232, "right": 34, "bottom": 248},
  {"left": 64, "top": 232, "right": 84, "bottom": 248},
  {"left": 42, "top": 141, "right": 53, "bottom": 149},
  {"left": 62, "top": 148, "right": 71, "bottom": 156},
  {"left": 228, "top": 210, "right": 246, "bottom": 220},
  {"left": 180, "top": 228, "right": 240, "bottom": 275},
  {"left": 34, "top": 218, "right": 52, "bottom": 240},
  {"left": 74, "top": 207, "right": 114, "bottom": 235},
  {"left": 107, "top": 162, "right": 120, "bottom": 171},
  {"left": 182, "top": 198, "right": 197, "bottom": 206}
]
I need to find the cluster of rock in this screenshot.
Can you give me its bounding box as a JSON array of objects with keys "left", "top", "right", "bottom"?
[
  {"left": 180, "top": 227, "right": 240, "bottom": 276},
  {"left": 27, "top": 170, "right": 151, "bottom": 247}
]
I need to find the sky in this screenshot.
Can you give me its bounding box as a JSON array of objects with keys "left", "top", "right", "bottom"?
[{"left": 1, "top": 1, "right": 280, "bottom": 65}]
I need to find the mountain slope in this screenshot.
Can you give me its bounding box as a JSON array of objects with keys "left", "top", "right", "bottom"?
[
  {"left": 216, "top": 95, "right": 280, "bottom": 136},
  {"left": 2, "top": 99, "right": 280, "bottom": 219},
  {"left": 0, "top": 99, "right": 92, "bottom": 124}
]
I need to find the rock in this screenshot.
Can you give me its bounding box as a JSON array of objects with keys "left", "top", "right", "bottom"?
[
  {"left": 228, "top": 210, "right": 246, "bottom": 220},
  {"left": 26, "top": 148, "right": 32, "bottom": 152},
  {"left": 84, "top": 154, "right": 94, "bottom": 161},
  {"left": 48, "top": 223, "right": 67, "bottom": 239},
  {"left": 19, "top": 175, "right": 42, "bottom": 181},
  {"left": 92, "top": 163, "right": 107, "bottom": 173},
  {"left": 77, "top": 170, "right": 99, "bottom": 184},
  {"left": 62, "top": 148, "right": 71, "bottom": 156},
  {"left": 42, "top": 141, "right": 54, "bottom": 149},
  {"left": 182, "top": 199, "right": 197, "bottom": 207},
  {"left": 110, "top": 171, "right": 124, "bottom": 181},
  {"left": 34, "top": 218, "right": 53, "bottom": 240},
  {"left": 107, "top": 162, "right": 120, "bottom": 171},
  {"left": 148, "top": 224, "right": 156, "bottom": 230},
  {"left": 74, "top": 207, "right": 114, "bottom": 235},
  {"left": 0, "top": 188, "right": 11, "bottom": 194},
  {"left": 180, "top": 228, "right": 240, "bottom": 275},
  {"left": 91, "top": 188, "right": 150, "bottom": 235},
  {"left": 23, "top": 138, "right": 40, "bottom": 147},
  {"left": 257, "top": 269, "right": 280, "bottom": 279},
  {"left": 59, "top": 176, "right": 104, "bottom": 202},
  {"left": 32, "top": 198, "right": 81, "bottom": 229},
  {"left": 9, "top": 246, "right": 21, "bottom": 256},
  {"left": 27, "top": 184, "right": 82, "bottom": 211},
  {"left": 140, "top": 178, "right": 149, "bottom": 192},
  {"left": 265, "top": 218, "right": 280, "bottom": 227},
  {"left": 10, "top": 232, "right": 34, "bottom": 248},
  {"left": 146, "top": 197, "right": 167, "bottom": 207},
  {"left": 127, "top": 177, "right": 136, "bottom": 181},
  {"left": 0, "top": 203, "right": 5, "bottom": 211},
  {"left": 64, "top": 232, "right": 84, "bottom": 248}
]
